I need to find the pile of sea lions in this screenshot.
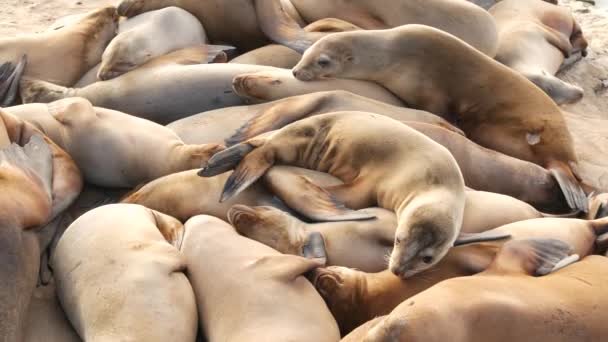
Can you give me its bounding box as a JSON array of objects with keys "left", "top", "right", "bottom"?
[{"left": 1, "top": 0, "right": 608, "bottom": 341}]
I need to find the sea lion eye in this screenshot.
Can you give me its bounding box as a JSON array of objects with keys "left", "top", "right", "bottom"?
[
  {"left": 422, "top": 256, "right": 433, "bottom": 264},
  {"left": 317, "top": 56, "right": 331, "bottom": 68}
]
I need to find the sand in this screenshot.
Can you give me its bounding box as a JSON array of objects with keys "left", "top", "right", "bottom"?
[{"left": 1, "top": 0, "right": 607, "bottom": 191}]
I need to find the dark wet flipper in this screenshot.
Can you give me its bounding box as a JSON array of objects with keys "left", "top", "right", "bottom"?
[
  {"left": 302, "top": 231, "right": 327, "bottom": 260},
  {"left": 198, "top": 143, "right": 255, "bottom": 177},
  {"left": 220, "top": 148, "right": 274, "bottom": 202},
  {"left": 486, "top": 238, "right": 576, "bottom": 276},
  {"left": 596, "top": 202, "right": 608, "bottom": 219},
  {"left": 1, "top": 55, "right": 27, "bottom": 106},
  {"left": 453, "top": 230, "right": 512, "bottom": 247},
  {"left": 0, "top": 61, "right": 16, "bottom": 101},
  {"left": 264, "top": 170, "right": 375, "bottom": 222},
  {"left": 549, "top": 165, "right": 588, "bottom": 213}
]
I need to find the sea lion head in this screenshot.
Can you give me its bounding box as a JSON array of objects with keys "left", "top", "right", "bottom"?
[
  {"left": 292, "top": 33, "right": 357, "bottom": 81},
  {"left": 98, "top": 32, "right": 150, "bottom": 80},
  {"left": 81, "top": 7, "right": 120, "bottom": 70},
  {"left": 388, "top": 206, "right": 458, "bottom": 278},
  {"left": 228, "top": 205, "right": 304, "bottom": 255}
]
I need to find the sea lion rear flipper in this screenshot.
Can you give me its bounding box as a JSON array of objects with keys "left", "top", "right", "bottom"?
[
  {"left": 453, "top": 230, "right": 512, "bottom": 247},
  {"left": 484, "top": 238, "right": 578, "bottom": 276},
  {"left": 253, "top": 254, "right": 326, "bottom": 281},
  {"left": 220, "top": 147, "right": 275, "bottom": 202},
  {"left": 255, "top": 0, "right": 316, "bottom": 53},
  {"left": 0, "top": 55, "right": 27, "bottom": 106},
  {"left": 549, "top": 163, "right": 588, "bottom": 212},
  {"left": 264, "top": 170, "right": 376, "bottom": 221}
]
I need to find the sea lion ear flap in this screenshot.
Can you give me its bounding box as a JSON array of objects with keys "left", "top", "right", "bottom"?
[
  {"left": 253, "top": 254, "right": 327, "bottom": 282},
  {"left": 263, "top": 167, "right": 376, "bottom": 222},
  {"left": 485, "top": 238, "right": 579, "bottom": 277},
  {"left": 453, "top": 230, "right": 512, "bottom": 247}
]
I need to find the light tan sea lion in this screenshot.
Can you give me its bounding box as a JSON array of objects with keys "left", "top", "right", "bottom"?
[
  {"left": 490, "top": 0, "right": 588, "bottom": 105},
  {"left": 255, "top": 0, "right": 498, "bottom": 56},
  {"left": 342, "top": 239, "right": 605, "bottom": 342},
  {"left": 315, "top": 216, "right": 607, "bottom": 335},
  {"left": 0, "top": 134, "right": 54, "bottom": 342},
  {"left": 219, "top": 93, "right": 568, "bottom": 211},
  {"left": 168, "top": 90, "right": 458, "bottom": 146},
  {"left": 98, "top": 7, "right": 208, "bottom": 80},
  {"left": 181, "top": 214, "right": 339, "bottom": 342},
  {"left": 200, "top": 111, "right": 466, "bottom": 278},
  {"left": 20, "top": 63, "right": 401, "bottom": 124},
  {"left": 0, "top": 7, "right": 118, "bottom": 105},
  {"left": 7, "top": 98, "right": 223, "bottom": 188},
  {"left": 24, "top": 282, "right": 81, "bottom": 342},
  {"left": 292, "top": 24, "right": 588, "bottom": 212},
  {"left": 52, "top": 204, "right": 197, "bottom": 342}
]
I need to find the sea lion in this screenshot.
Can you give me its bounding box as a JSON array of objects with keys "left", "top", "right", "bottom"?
[
  {"left": 168, "top": 90, "right": 458, "bottom": 146},
  {"left": 116, "top": 0, "right": 497, "bottom": 56},
  {"left": 20, "top": 64, "right": 401, "bottom": 124},
  {"left": 51, "top": 204, "right": 197, "bottom": 342},
  {"left": 489, "top": 0, "right": 588, "bottom": 105},
  {"left": 229, "top": 44, "right": 302, "bottom": 68},
  {"left": 315, "top": 216, "right": 607, "bottom": 334},
  {"left": 6, "top": 97, "right": 223, "bottom": 188},
  {"left": 341, "top": 239, "right": 604, "bottom": 342},
  {"left": 228, "top": 188, "right": 577, "bottom": 273},
  {"left": 292, "top": 24, "right": 588, "bottom": 211},
  {"left": 220, "top": 93, "right": 568, "bottom": 211},
  {"left": 199, "top": 111, "right": 466, "bottom": 278},
  {"left": 98, "top": 7, "right": 208, "bottom": 80},
  {"left": 0, "top": 7, "right": 118, "bottom": 105},
  {"left": 180, "top": 214, "right": 340, "bottom": 342},
  {"left": 0, "top": 134, "right": 54, "bottom": 342}
]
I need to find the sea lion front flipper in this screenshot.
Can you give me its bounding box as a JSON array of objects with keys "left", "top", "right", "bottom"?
[
  {"left": 14, "top": 134, "right": 54, "bottom": 198},
  {"left": 548, "top": 162, "right": 588, "bottom": 212},
  {"left": 255, "top": 0, "right": 317, "bottom": 54},
  {"left": 264, "top": 170, "right": 376, "bottom": 222},
  {"left": 253, "top": 254, "right": 326, "bottom": 281},
  {"left": 484, "top": 238, "right": 577, "bottom": 276},
  {"left": 0, "top": 55, "right": 27, "bottom": 106},
  {"left": 198, "top": 143, "right": 256, "bottom": 177},
  {"left": 596, "top": 202, "right": 608, "bottom": 219},
  {"left": 453, "top": 230, "right": 512, "bottom": 247},
  {"left": 302, "top": 231, "right": 327, "bottom": 260},
  {"left": 220, "top": 147, "right": 275, "bottom": 202}
]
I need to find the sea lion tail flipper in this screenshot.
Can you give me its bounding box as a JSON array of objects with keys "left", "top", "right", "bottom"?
[
  {"left": 453, "top": 230, "right": 512, "bottom": 247},
  {"left": 0, "top": 55, "right": 27, "bottom": 106},
  {"left": 302, "top": 231, "right": 327, "bottom": 260},
  {"left": 263, "top": 168, "right": 376, "bottom": 221},
  {"left": 225, "top": 93, "right": 329, "bottom": 146},
  {"left": 1, "top": 134, "right": 53, "bottom": 198},
  {"left": 255, "top": 0, "right": 317, "bottom": 53},
  {"left": 219, "top": 147, "right": 275, "bottom": 202},
  {"left": 19, "top": 77, "right": 69, "bottom": 104},
  {"left": 549, "top": 163, "right": 588, "bottom": 213},
  {"left": 254, "top": 254, "right": 326, "bottom": 281},
  {"left": 485, "top": 238, "right": 578, "bottom": 276}
]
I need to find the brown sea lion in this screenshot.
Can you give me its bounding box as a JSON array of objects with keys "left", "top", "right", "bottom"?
[
  {"left": 7, "top": 97, "right": 223, "bottom": 188},
  {"left": 490, "top": 0, "right": 588, "bottom": 105},
  {"left": 0, "top": 7, "right": 118, "bottom": 105},
  {"left": 220, "top": 94, "right": 568, "bottom": 211},
  {"left": 51, "top": 204, "right": 197, "bottom": 342},
  {"left": 98, "top": 6, "right": 208, "bottom": 80},
  {"left": 181, "top": 214, "right": 339, "bottom": 341},
  {"left": 199, "top": 111, "right": 466, "bottom": 278},
  {"left": 168, "top": 90, "right": 459, "bottom": 146},
  {"left": 0, "top": 134, "right": 54, "bottom": 342},
  {"left": 292, "top": 24, "right": 588, "bottom": 211},
  {"left": 314, "top": 216, "right": 607, "bottom": 334},
  {"left": 342, "top": 239, "right": 605, "bottom": 342}
]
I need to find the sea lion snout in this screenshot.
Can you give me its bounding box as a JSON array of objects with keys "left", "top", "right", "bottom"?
[{"left": 292, "top": 67, "right": 315, "bottom": 81}]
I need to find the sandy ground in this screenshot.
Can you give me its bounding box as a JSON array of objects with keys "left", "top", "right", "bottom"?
[{"left": 1, "top": 0, "right": 607, "bottom": 191}]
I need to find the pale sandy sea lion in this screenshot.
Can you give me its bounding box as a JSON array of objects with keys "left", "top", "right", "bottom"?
[
  {"left": 292, "top": 24, "right": 588, "bottom": 211},
  {"left": 181, "top": 215, "right": 340, "bottom": 341},
  {"left": 98, "top": 7, "right": 208, "bottom": 80},
  {"left": 7, "top": 98, "right": 223, "bottom": 188},
  {"left": 490, "top": 0, "right": 588, "bottom": 104},
  {"left": 342, "top": 239, "right": 603, "bottom": 342},
  {"left": 0, "top": 7, "right": 118, "bottom": 105},
  {"left": 314, "top": 216, "right": 607, "bottom": 334},
  {"left": 52, "top": 204, "right": 197, "bottom": 342},
  {"left": 200, "top": 111, "right": 466, "bottom": 278}
]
